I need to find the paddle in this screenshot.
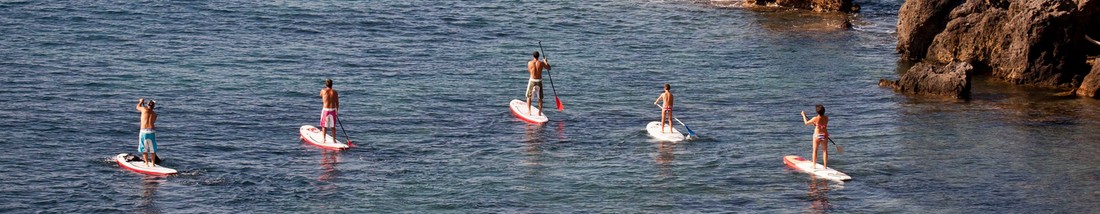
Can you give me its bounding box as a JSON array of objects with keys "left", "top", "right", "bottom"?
[
  {"left": 674, "top": 117, "right": 698, "bottom": 138},
  {"left": 827, "top": 137, "right": 844, "bottom": 154},
  {"left": 655, "top": 104, "right": 698, "bottom": 138},
  {"left": 538, "top": 41, "right": 564, "bottom": 111},
  {"left": 335, "top": 114, "right": 354, "bottom": 147}
]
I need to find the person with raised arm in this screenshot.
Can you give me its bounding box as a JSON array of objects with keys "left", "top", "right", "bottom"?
[
  {"left": 526, "top": 51, "right": 551, "bottom": 115},
  {"left": 801, "top": 105, "right": 830, "bottom": 169},
  {"left": 135, "top": 98, "right": 158, "bottom": 167}
]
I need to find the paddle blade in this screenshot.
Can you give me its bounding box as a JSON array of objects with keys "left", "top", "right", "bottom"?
[
  {"left": 683, "top": 126, "right": 697, "bottom": 139},
  {"left": 672, "top": 117, "right": 696, "bottom": 138},
  {"left": 828, "top": 138, "right": 842, "bottom": 154},
  {"left": 555, "top": 97, "right": 564, "bottom": 111},
  {"left": 684, "top": 126, "right": 697, "bottom": 137}
]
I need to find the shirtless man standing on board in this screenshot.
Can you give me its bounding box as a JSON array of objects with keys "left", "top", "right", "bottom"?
[
  {"left": 136, "top": 98, "right": 158, "bottom": 167},
  {"left": 526, "top": 51, "right": 551, "bottom": 115},
  {"left": 320, "top": 79, "right": 340, "bottom": 145}
]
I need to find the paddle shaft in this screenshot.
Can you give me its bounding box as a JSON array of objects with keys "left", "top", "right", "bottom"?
[
  {"left": 335, "top": 113, "right": 354, "bottom": 147},
  {"left": 673, "top": 117, "right": 696, "bottom": 136},
  {"left": 537, "top": 41, "right": 563, "bottom": 111}
]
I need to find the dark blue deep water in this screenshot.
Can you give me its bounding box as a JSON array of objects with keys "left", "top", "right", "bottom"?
[{"left": 2, "top": 0, "right": 1099, "bottom": 213}]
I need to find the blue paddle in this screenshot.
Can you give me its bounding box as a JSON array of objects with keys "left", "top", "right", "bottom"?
[
  {"left": 655, "top": 104, "right": 697, "bottom": 138},
  {"left": 674, "top": 117, "right": 697, "bottom": 138}
]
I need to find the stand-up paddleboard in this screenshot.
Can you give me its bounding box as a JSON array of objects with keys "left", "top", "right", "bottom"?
[
  {"left": 646, "top": 121, "right": 685, "bottom": 142},
  {"left": 510, "top": 99, "right": 548, "bottom": 124},
  {"left": 116, "top": 153, "right": 177, "bottom": 175},
  {"left": 300, "top": 125, "right": 349, "bottom": 150},
  {"left": 784, "top": 155, "right": 851, "bottom": 181}
]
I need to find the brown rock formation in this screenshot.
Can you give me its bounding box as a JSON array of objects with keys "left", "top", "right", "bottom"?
[
  {"left": 744, "top": 0, "right": 858, "bottom": 13},
  {"left": 1081, "top": 0, "right": 1100, "bottom": 56},
  {"left": 1076, "top": 61, "right": 1100, "bottom": 98},
  {"left": 890, "top": 0, "right": 1098, "bottom": 98},
  {"left": 880, "top": 61, "right": 973, "bottom": 99},
  {"left": 895, "top": 0, "right": 959, "bottom": 61},
  {"left": 982, "top": 1, "right": 1082, "bottom": 86}
]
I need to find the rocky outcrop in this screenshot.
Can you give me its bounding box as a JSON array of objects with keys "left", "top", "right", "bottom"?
[
  {"left": 895, "top": 0, "right": 959, "bottom": 61},
  {"left": 1076, "top": 61, "right": 1100, "bottom": 98},
  {"left": 890, "top": 0, "right": 1098, "bottom": 98},
  {"left": 880, "top": 62, "right": 973, "bottom": 99},
  {"left": 982, "top": 1, "right": 1082, "bottom": 86},
  {"left": 1082, "top": 0, "right": 1100, "bottom": 56},
  {"left": 744, "top": 0, "right": 859, "bottom": 13}
]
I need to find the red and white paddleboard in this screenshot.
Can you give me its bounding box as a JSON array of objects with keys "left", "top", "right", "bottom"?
[
  {"left": 784, "top": 155, "right": 851, "bottom": 182},
  {"left": 510, "top": 99, "right": 548, "bottom": 124},
  {"left": 300, "top": 125, "right": 349, "bottom": 150},
  {"left": 116, "top": 153, "right": 177, "bottom": 175}
]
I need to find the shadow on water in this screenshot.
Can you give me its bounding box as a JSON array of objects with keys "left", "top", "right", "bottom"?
[
  {"left": 655, "top": 141, "right": 677, "bottom": 179},
  {"left": 554, "top": 120, "right": 568, "bottom": 142},
  {"left": 135, "top": 177, "right": 164, "bottom": 214},
  {"left": 522, "top": 123, "right": 544, "bottom": 168},
  {"left": 973, "top": 76, "right": 1094, "bottom": 125},
  {"left": 888, "top": 74, "right": 1100, "bottom": 212},
  {"left": 316, "top": 150, "right": 341, "bottom": 193},
  {"left": 805, "top": 176, "right": 837, "bottom": 214}
]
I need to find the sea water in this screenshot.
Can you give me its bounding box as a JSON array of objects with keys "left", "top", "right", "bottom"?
[{"left": 2, "top": 0, "right": 1098, "bottom": 212}]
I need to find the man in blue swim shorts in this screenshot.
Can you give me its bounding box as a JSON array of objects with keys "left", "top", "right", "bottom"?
[{"left": 136, "top": 98, "right": 158, "bottom": 167}]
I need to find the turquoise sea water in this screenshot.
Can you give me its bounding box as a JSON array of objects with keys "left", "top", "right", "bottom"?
[{"left": 2, "top": 0, "right": 1099, "bottom": 213}]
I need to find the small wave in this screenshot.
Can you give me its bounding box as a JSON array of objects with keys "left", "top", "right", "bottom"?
[
  {"left": 176, "top": 168, "right": 207, "bottom": 177},
  {"left": 101, "top": 156, "right": 117, "bottom": 164}
]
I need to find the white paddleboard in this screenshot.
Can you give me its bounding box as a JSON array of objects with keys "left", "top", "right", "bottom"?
[
  {"left": 784, "top": 155, "right": 851, "bottom": 181},
  {"left": 646, "top": 121, "right": 684, "bottom": 142},
  {"left": 510, "top": 99, "right": 548, "bottom": 124},
  {"left": 300, "top": 125, "right": 349, "bottom": 150},
  {"left": 116, "top": 153, "right": 177, "bottom": 175}
]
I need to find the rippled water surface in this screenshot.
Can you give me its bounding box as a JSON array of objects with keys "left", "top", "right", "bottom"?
[{"left": 2, "top": 0, "right": 1099, "bottom": 213}]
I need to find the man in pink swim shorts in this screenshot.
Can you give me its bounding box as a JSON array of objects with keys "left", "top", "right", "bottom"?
[{"left": 319, "top": 79, "right": 339, "bottom": 144}]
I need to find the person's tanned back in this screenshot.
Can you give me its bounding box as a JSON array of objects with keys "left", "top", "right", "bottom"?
[{"left": 319, "top": 79, "right": 339, "bottom": 144}]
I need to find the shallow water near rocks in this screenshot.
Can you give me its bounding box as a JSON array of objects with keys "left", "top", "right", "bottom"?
[{"left": 2, "top": 0, "right": 1099, "bottom": 213}]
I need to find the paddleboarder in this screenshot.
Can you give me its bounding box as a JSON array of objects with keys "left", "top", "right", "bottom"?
[
  {"left": 319, "top": 79, "right": 339, "bottom": 145},
  {"left": 526, "top": 51, "right": 551, "bottom": 115},
  {"left": 653, "top": 84, "right": 674, "bottom": 133},
  {"left": 135, "top": 98, "right": 158, "bottom": 167},
  {"left": 801, "top": 105, "right": 830, "bottom": 169}
]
